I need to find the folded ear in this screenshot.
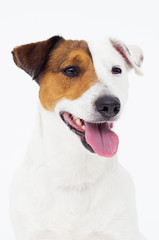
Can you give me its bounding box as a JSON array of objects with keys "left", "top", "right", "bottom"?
[
  {"left": 12, "top": 36, "right": 64, "bottom": 81},
  {"left": 110, "top": 38, "right": 144, "bottom": 75}
]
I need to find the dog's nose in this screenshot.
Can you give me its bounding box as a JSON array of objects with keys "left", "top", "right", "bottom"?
[{"left": 95, "top": 96, "right": 120, "bottom": 118}]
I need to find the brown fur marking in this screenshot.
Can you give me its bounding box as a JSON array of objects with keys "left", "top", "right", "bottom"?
[
  {"left": 39, "top": 40, "right": 98, "bottom": 110},
  {"left": 12, "top": 36, "right": 64, "bottom": 81}
]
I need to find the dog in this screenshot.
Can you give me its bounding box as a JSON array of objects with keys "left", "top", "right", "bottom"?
[{"left": 10, "top": 36, "right": 144, "bottom": 240}]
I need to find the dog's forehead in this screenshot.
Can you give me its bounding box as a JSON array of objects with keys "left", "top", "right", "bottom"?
[
  {"left": 47, "top": 39, "right": 93, "bottom": 67},
  {"left": 88, "top": 39, "right": 113, "bottom": 58},
  {"left": 45, "top": 38, "right": 119, "bottom": 75},
  {"left": 88, "top": 39, "right": 122, "bottom": 69},
  {"left": 48, "top": 38, "right": 115, "bottom": 66}
]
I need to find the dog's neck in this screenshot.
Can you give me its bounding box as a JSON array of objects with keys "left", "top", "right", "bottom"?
[{"left": 26, "top": 102, "right": 118, "bottom": 187}]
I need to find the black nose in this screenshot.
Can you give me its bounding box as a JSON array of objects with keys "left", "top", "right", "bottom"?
[{"left": 95, "top": 96, "right": 120, "bottom": 119}]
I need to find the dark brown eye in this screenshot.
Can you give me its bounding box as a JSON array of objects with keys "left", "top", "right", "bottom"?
[
  {"left": 61, "top": 66, "right": 80, "bottom": 77},
  {"left": 112, "top": 66, "right": 122, "bottom": 74}
]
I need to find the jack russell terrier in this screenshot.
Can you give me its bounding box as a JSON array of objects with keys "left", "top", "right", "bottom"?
[{"left": 11, "top": 36, "right": 144, "bottom": 240}]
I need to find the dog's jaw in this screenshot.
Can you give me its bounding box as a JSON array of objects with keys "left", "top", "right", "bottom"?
[{"left": 60, "top": 111, "right": 95, "bottom": 153}]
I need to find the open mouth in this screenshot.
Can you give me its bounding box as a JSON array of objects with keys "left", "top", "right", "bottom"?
[{"left": 60, "top": 112, "right": 119, "bottom": 158}]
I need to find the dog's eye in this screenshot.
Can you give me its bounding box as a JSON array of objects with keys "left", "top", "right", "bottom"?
[
  {"left": 61, "top": 66, "right": 80, "bottom": 77},
  {"left": 112, "top": 66, "right": 122, "bottom": 74}
]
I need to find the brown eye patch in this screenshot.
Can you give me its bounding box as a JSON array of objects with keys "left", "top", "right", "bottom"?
[{"left": 38, "top": 40, "right": 98, "bottom": 111}]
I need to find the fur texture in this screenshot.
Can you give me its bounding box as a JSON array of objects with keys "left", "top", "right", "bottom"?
[{"left": 10, "top": 36, "right": 144, "bottom": 240}]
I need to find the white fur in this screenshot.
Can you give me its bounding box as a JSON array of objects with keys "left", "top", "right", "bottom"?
[{"left": 10, "top": 38, "right": 144, "bottom": 240}]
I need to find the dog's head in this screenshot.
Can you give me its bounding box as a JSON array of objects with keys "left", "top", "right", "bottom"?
[{"left": 12, "top": 36, "right": 143, "bottom": 158}]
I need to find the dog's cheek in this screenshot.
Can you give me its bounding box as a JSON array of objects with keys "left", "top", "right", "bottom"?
[{"left": 39, "top": 73, "right": 71, "bottom": 111}]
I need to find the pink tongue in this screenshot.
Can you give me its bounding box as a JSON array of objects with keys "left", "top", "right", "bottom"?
[{"left": 85, "top": 122, "right": 119, "bottom": 157}]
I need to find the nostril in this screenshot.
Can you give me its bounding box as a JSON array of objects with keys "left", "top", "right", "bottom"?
[
  {"left": 102, "top": 106, "right": 109, "bottom": 112},
  {"left": 113, "top": 105, "right": 120, "bottom": 114}
]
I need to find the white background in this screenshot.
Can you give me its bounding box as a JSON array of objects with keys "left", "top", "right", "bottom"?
[{"left": 0, "top": 0, "right": 159, "bottom": 239}]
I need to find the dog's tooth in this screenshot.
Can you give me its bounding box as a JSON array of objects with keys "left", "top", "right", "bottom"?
[
  {"left": 82, "top": 125, "right": 86, "bottom": 130},
  {"left": 73, "top": 116, "right": 78, "bottom": 120},
  {"left": 76, "top": 119, "right": 82, "bottom": 126}
]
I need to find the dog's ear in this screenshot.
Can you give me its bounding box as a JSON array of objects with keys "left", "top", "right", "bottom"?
[
  {"left": 12, "top": 36, "right": 64, "bottom": 82},
  {"left": 110, "top": 38, "right": 144, "bottom": 75}
]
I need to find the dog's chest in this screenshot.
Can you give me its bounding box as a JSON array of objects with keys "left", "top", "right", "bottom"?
[
  {"left": 11, "top": 160, "right": 138, "bottom": 239},
  {"left": 24, "top": 167, "right": 127, "bottom": 233}
]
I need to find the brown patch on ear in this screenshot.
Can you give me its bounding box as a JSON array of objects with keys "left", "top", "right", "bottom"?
[
  {"left": 12, "top": 36, "right": 64, "bottom": 82},
  {"left": 39, "top": 40, "right": 98, "bottom": 110}
]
